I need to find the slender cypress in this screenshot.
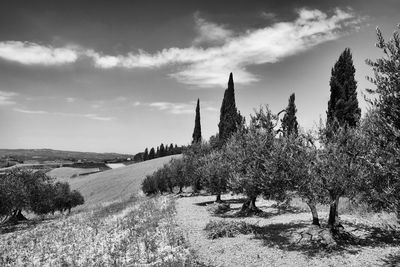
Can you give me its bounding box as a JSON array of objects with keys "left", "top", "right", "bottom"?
[
  {"left": 281, "top": 93, "right": 299, "bottom": 136},
  {"left": 192, "top": 98, "right": 202, "bottom": 144},
  {"left": 218, "top": 73, "right": 242, "bottom": 145}
]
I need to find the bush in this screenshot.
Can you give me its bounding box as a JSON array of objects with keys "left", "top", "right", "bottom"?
[{"left": 204, "top": 220, "right": 253, "bottom": 239}]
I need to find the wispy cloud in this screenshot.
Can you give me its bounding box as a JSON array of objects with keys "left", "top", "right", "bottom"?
[
  {"left": 66, "top": 97, "right": 76, "bottom": 103},
  {"left": 145, "top": 101, "right": 218, "bottom": 115},
  {"left": 0, "top": 8, "right": 360, "bottom": 88},
  {"left": 86, "top": 8, "right": 360, "bottom": 87},
  {"left": 0, "top": 91, "right": 18, "bottom": 105},
  {"left": 0, "top": 41, "right": 78, "bottom": 65},
  {"left": 13, "top": 108, "right": 114, "bottom": 121},
  {"left": 149, "top": 102, "right": 194, "bottom": 115},
  {"left": 193, "top": 13, "right": 233, "bottom": 45}
]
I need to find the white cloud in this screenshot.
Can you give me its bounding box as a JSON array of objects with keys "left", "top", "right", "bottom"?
[
  {"left": 66, "top": 97, "right": 76, "bottom": 103},
  {"left": 0, "top": 41, "right": 78, "bottom": 65},
  {"left": 146, "top": 101, "right": 217, "bottom": 115},
  {"left": 85, "top": 8, "right": 359, "bottom": 87},
  {"left": 13, "top": 107, "right": 114, "bottom": 121},
  {"left": 132, "top": 101, "right": 141, "bottom": 107},
  {"left": 193, "top": 13, "right": 233, "bottom": 45},
  {"left": 0, "top": 91, "right": 18, "bottom": 105},
  {"left": 14, "top": 108, "right": 47, "bottom": 114},
  {"left": 149, "top": 102, "right": 194, "bottom": 115}
]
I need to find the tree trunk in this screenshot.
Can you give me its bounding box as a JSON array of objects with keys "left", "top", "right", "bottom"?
[
  {"left": 3, "top": 209, "right": 28, "bottom": 224},
  {"left": 215, "top": 194, "right": 222, "bottom": 203},
  {"left": 241, "top": 196, "right": 260, "bottom": 213},
  {"left": 328, "top": 195, "right": 342, "bottom": 229},
  {"left": 306, "top": 202, "right": 320, "bottom": 226},
  {"left": 178, "top": 186, "right": 183, "bottom": 194}
]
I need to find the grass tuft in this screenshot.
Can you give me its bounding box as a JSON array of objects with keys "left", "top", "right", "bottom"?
[{"left": 204, "top": 220, "right": 253, "bottom": 239}]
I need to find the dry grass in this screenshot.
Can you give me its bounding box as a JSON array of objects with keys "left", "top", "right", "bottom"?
[
  {"left": 0, "top": 195, "right": 194, "bottom": 266},
  {"left": 66, "top": 155, "right": 181, "bottom": 208},
  {"left": 47, "top": 167, "right": 100, "bottom": 181}
]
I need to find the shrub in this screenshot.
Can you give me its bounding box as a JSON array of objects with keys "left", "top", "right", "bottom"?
[{"left": 204, "top": 220, "right": 253, "bottom": 239}]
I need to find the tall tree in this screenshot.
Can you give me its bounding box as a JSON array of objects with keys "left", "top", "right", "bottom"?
[
  {"left": 192, "top": 98, "right": 202, "bottom": 144},
  {"left": 218, "top": 73, "right": 242, "bottom": 145},
  {"left": 156, "top": 146, "right": 160, "bottom": 158},
  {"left": 281, "top": 93, "right": 299, "bottom": 136},
  {"left": 149, "top": 147, "right": 155, "bottom": 160},
  {"left": 159, "top": 143, "right": 165, "bottom": 157},
  {"left": 327, "top": 48, "right": 361, "bottom": 129},
  {"left": 143, "top": 148, "right": 149, "bottom": 161}
]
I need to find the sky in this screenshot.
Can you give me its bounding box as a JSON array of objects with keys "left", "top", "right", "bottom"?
[{"left": 0, "top": 0, "right": 399, "bottom": 154}]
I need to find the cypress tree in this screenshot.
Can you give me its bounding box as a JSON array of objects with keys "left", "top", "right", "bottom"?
[
  {"left": 281, "top": 93, "right": 299, "bottom": 136},
  {"left": 218, "top": 73, "right": 242, "bottom": 145},
  {"left": 156, "top": 146, "right": 160, "bottom": 158},
  {"left": 160, "top": 143, "right": 165, "bottom": 157},
  {"left": 143, "top": 148, "right": 149, "bottom": 161},
  {"left": 327, "top": 48, "right": 361, "bottom": 129},
  {"left": 192, "top": 98, "right": 202, "bottom": 144},
  {"left": 149, "top": 147, "right": 155, "bottom": 159}
]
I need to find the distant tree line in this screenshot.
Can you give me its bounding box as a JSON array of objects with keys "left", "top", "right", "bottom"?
[
  {"left": 0, "top": 169, "right": 84, "bottom": 224},
  {"left": 142, "top": 25, "right": 400, "bottom": 233},
  {"left": 140, "top": 143, "right": 185, "bottom": 162}
]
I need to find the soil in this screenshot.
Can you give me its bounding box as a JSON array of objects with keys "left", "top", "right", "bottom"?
[{"left": 175, "top": 194, "right": 400, "bottom": 267}]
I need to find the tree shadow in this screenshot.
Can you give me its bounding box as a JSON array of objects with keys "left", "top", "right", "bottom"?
[
  {"left": 248, "top": 220, "right": 400, "bottom": 257},
  {"left": 381, "top": 253, "right": 400, "bottom": 267},
  {"left": 194, "top": 197, "right": 248, "bottom": 207},
  {"left": 0, "top": 217, "right": 58, "bottom": 235}
]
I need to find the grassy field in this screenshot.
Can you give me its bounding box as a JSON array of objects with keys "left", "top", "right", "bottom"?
[
  {"left": 47, "top": 167, "right": 101, "bottom": 181},
  {"left": 56, "top": 155, "right": 180, "bottom": 208},
  {"left": 0, "top": 196, "right": 194, "bottom": 266}
]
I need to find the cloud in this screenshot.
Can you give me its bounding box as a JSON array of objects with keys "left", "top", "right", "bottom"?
[
  {"left": 14, "top": 108, "right": 47, "bottom": 114},
  {"left": 66, "top": 97, "right": 76, "bottom": 103},
  {"left": 146, "top": 101, "right": 217, "bottom": 115},
  {"left": 0, "top": 91, "right": 18, "bottom": 105},
  {"left": 13, "top": 107, "right": 114, "bottom": 121},
  {"left": 149, "top": 102, "right": 193, "bottom": 115},
  {"left": 193, "top": 13, "right": 233, "bottom": 45},
  {"left": 260, "top": 11, "right": 277, "bottom": 20},
  {"left": 85, "top": 8, "right": 360, "bottom": 87},
  {"left": 0, "top": 41, "right": 78, "bottom": 65}
]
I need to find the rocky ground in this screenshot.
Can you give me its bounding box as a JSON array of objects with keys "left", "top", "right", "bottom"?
[{"left": 175, "top": 194, "right": 400, "bottom": 267}]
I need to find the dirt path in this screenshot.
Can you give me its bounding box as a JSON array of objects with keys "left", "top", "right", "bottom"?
[{"left": 175, "top": 194, "right": 400, "bottom": 267}]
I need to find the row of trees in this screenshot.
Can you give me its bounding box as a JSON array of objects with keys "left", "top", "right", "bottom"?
[
  {"left": 143, "top": 25, "right": 400, "bottom": 230},
  {"left": 141, "top": 143, "right": 184, "bottom": 161},
  {"left": 0, "top": 169, "right": 84, "bottom": 223}
]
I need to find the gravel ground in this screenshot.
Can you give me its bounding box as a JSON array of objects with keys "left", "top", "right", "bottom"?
[{"left": 175, "top": 194, "right": 400, "bottom": 267}]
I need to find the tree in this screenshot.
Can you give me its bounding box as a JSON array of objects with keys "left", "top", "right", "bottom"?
[
  {"left": 159, "top": 143, "right": 165, "bottom": 157},
  {"left": 317, "top": 126, "right": 366, "bottom": 229},
  {"left": 224, "top": 106, "right": 282, "bottom": 213},
  {"left": 199, "top": 151, "right": 229, "bottom": 202},
  {"left": 192, "top": 98, "right": 202, "bottom": 144},
  {"left": 149, "top": 147, "right": 155, "bottom": 160},
  {"left": 218, "top": 73, "right": 243, "bottom": 146},
  {"left": 327, "top": 48, "right": 361, "bottom": 129},
  {"left": 362, "top": 25, "right": 400, "bottom": 215},
  {"left": 281, "top": 93, "right": 299, "bottom": 137},
  {"left": 143, "top": 148, "right": 149, "bottom": 161},
  {"left": 156, "top": 146, "right": 160, "bottom": 158}
]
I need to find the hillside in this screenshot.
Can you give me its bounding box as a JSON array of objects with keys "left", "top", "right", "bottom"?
[
  {"left": 0, "top": 148, "right": 133, "bottom": 163},
  {"left": 66, "top": 155, "right": 181, "bottom": 208}
]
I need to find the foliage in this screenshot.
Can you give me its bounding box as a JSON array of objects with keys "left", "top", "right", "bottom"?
[
  {"left": 197, "top": 150, "right": 229, "bottom": 201},
  {"left": 204, "top": 220, "right": 253, "bottom": 239},
  {"left": 149, "top": 147, "right": 155, "bottom": 160},
  {"left": 192, "top": 98, "right": 202, "bottom": 144},
  {"left": 0, "top": 169, "right": 84, "bottom": 221},
  {"left": 281, "top": 93, "right": 299, "bottom": 137},
  {"left": 224, "top": 106, "right": 287, "bottom": 209},
  {"left": 218, "top": 73, "right": 243, "bottom": 146},
  {"left": 327, "top": 48, "right": 361, "bottom": 129}
]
